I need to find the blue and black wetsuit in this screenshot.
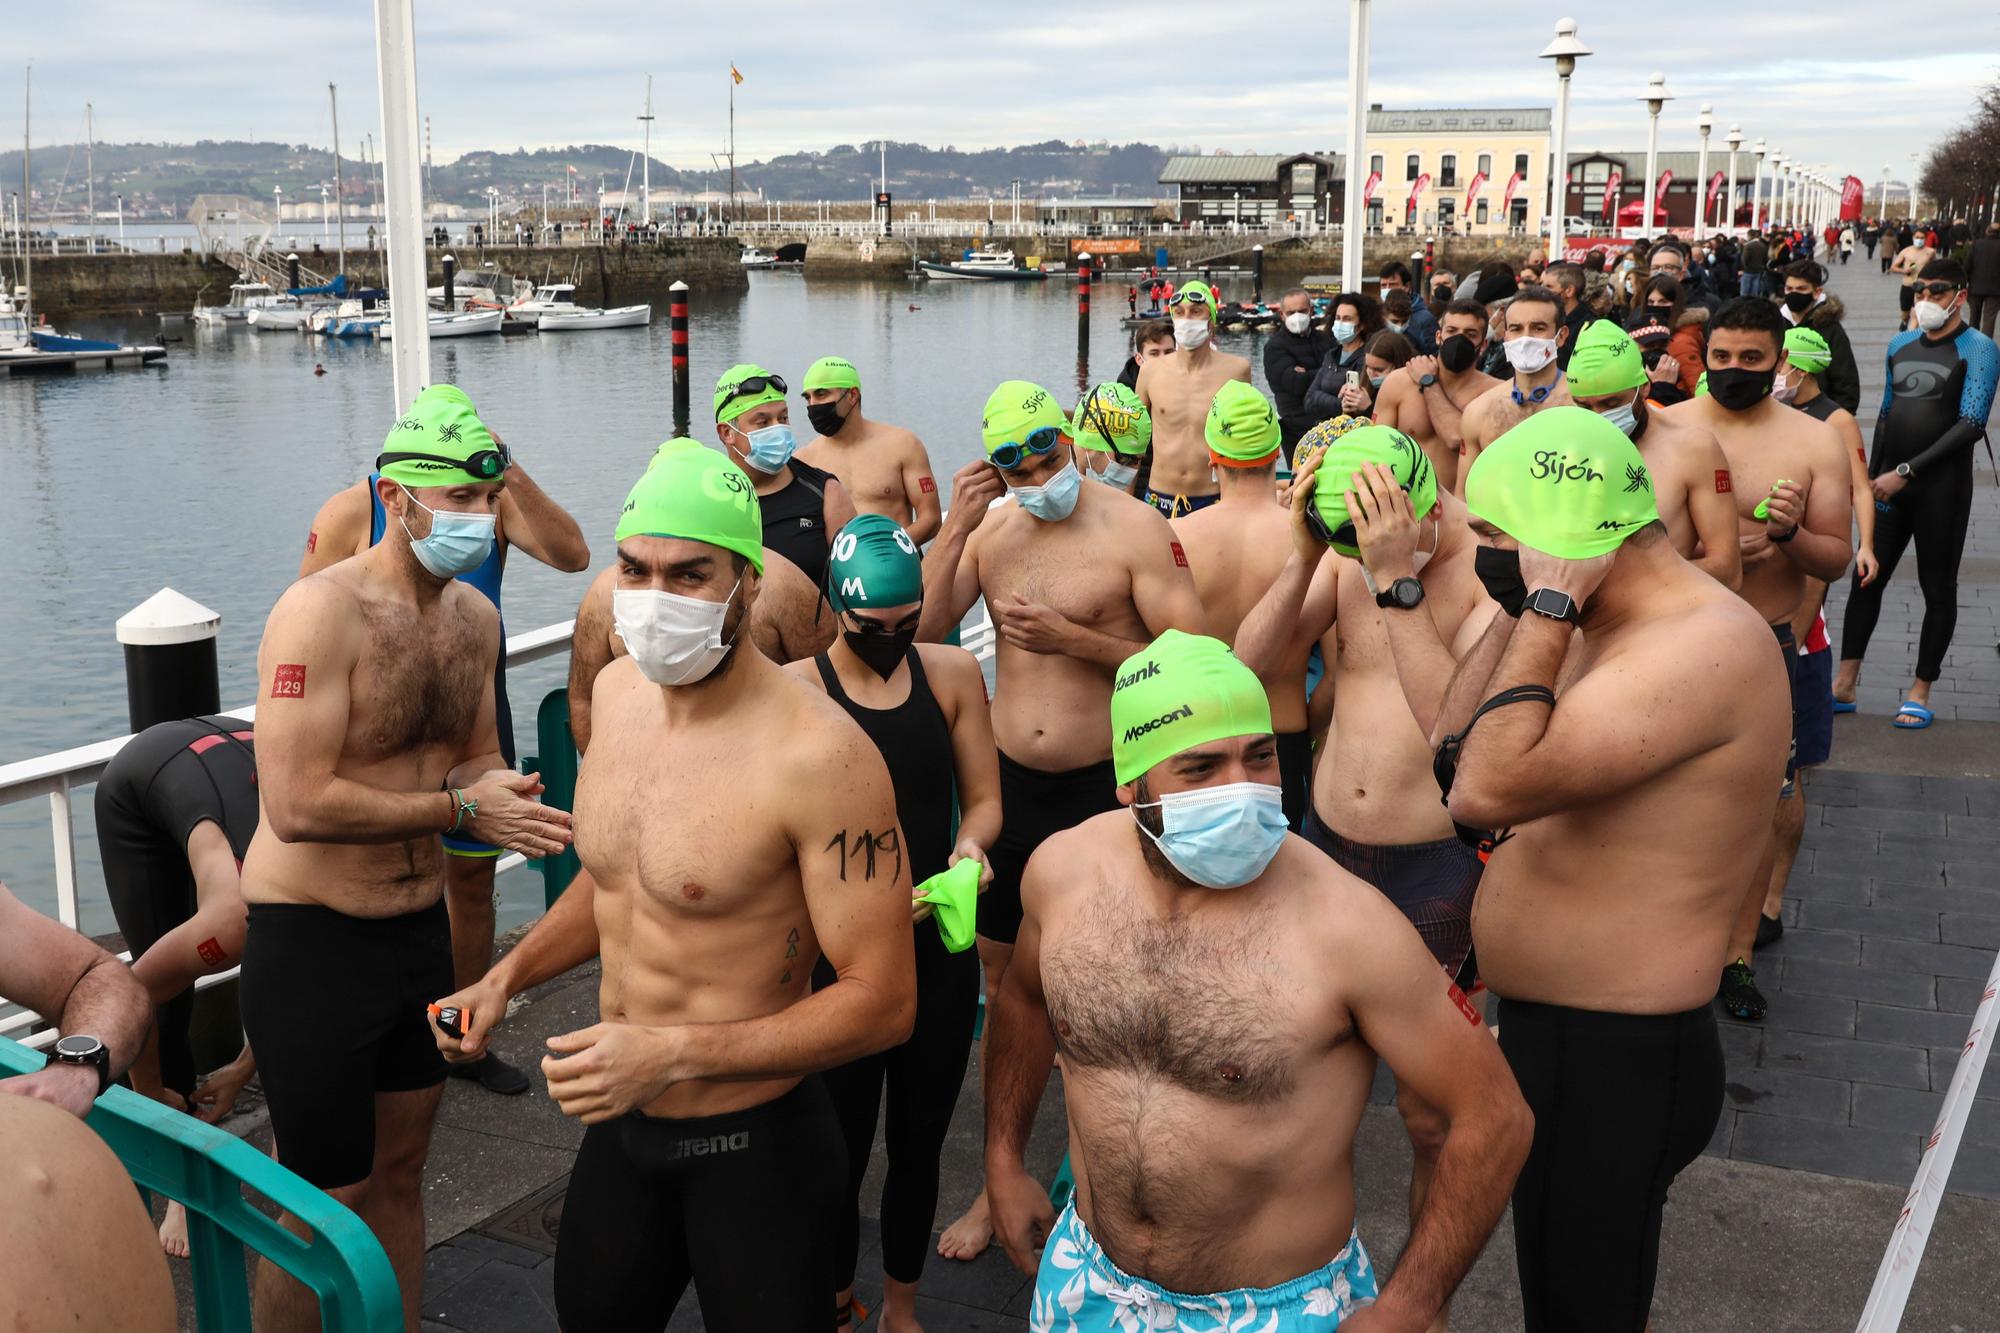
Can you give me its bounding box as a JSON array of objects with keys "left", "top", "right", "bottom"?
[{"left": 1838, "top": 324, "right": 1999, "bottom": 681}]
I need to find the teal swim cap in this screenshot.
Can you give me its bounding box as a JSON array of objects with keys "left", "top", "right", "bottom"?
[{"left": 826, "top": 514, "right": 923, "bottom": 614}]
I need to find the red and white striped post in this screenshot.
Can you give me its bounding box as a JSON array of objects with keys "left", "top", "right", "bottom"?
[{"left": 670, "top": 279, "right": 690, "bottom": 438}]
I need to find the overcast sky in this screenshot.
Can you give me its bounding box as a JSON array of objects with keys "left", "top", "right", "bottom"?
[{"left": 10, "top": 3, "right": 1995, "bottom": 183}]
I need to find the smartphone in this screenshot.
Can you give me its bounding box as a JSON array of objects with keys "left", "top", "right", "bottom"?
[
  {"left": 1346, "top": 370, "right": 1362, "bottom": 391},
  {"left": 428, "top": 1003, "right": 465, "bottom": 1040}
]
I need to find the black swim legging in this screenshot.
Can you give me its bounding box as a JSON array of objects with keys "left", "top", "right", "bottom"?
[
  {"left": 1838, "top": 457, "right": 1975, "bottom": 683},
  {"left": 553, "top": 1078, "right": 844, "bottom": 1333},
  {"left": 1498, "top": 998, "right": 1724, "bottom": 1333}
]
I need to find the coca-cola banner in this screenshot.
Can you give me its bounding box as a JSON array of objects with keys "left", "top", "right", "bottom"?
[
  {"left": 1406, "top": 172, "right": 1432, "bottom": 218},
  {"left": 1840, "top": 176, "right": 1865, "bottom": 221},
  {"left": 1704, "top": 170, "right": 1726, "bottom": 223},
  {"left": 1464, "top": 170, "right": 1489, "bottom": 214},
  {"left": 1502, "top": 171, "right": 1524, "bottom": 209},
  {"left": 1362, "top": 170, "right": 1382, "bottom": 209},
  {"left": 1601, "top": 170, "right": 1623, "bottom": 219}
]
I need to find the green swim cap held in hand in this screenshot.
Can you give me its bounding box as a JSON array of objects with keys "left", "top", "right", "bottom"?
[
  {"left": 1308, "top": 423, "right": 1438, "bottom": 558},
  {"left": 914, "top": 859, "right": 981, "bottom": 953},
  {"left": 1110, "top": 630, "right": 1274, "bottom": 786},
  {"left": 1070, "top": 382, "right": 1152, "bottom": 456},
  {"left": 803, "top": 356, "right": 861, "bottom": 392},
  {"left": 714, "top": 362, "right": 788, "bottom": 424},
  {"left": 615, "top": 445, "right": 766, "bottom": 575},
  {"left": 1782, "top": 326, "right": 1831, "bottom": 376},
  {"left": 1566, "top": 321, "right": 1648, "bottom": 399},
  {"left": 1752, "top": 480, "right": 1796, "bottom": 522},
  {"left": 1205, "top": 381, "right": 1281, "bottom": 464},
  {"left": 981, "top": 380, "right": 1069, "bottom": 457},
  {"left": 378, "top": 384, "right": 502, "bottom": 487},
  {"left": 1463, "top": 406, "right": 1659, "bottom": 560},
  {"left": 826, "top": 514, "right": 923, "bottom": 613}
]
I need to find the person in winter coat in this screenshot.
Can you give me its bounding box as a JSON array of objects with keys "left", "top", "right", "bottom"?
[
  {"left": 1780, "top": 260, "right": 1861, "bottom": 413},
  {"left": 1262, "top": 289, "right": 1334, "bottom": 457},
  {"left": 1632, "top": 275, "right": 1707, "bottom": 397}
]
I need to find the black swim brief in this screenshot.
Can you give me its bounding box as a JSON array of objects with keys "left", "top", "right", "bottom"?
[
  {"left": 1140, "top": 487, "right": 1220, "bottom": 519},
  {"left": 983, "top": 751, "right": 1120, "bottom": 945},
  {"left": 1303, "top": 810, "right": 1480, "bottom": 989},
  {"left": 1275, "top": 729, "right": 1312, "bottom": 831},
  {"left": 240, "top": 898, "right": 453, "bottom": 1189}
]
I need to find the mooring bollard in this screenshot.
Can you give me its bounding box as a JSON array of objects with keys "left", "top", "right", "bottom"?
[
  {"left": 286, "top": 252, "right": 301, "bottom": 291},
  {"left": 1077, "top": 251, "right": 1092, "bottom": 343},
  {"left": 1253, "top": 244, "right": 1265, "bottom": 304},
  {"left": 671, "top": 280, "right": 691, "bottom": 438},
  {"left": 441, "top": 252, "right": 456, "bottom": 310}
]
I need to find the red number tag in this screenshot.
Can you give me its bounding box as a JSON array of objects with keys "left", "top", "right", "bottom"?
[
  {"left": 1448, "top": 982, "right": 1482, "bottom": 1026},
  {"left": 196, "top": 937, "right": 225, "bottom": 965},
  {"left": 305, "top": 530, "right": 319, "bottom": 554},
  {"left": 271, "top": 663, "right": 307, "bottom": 698},
  {"left": 1714, "top": 470, "right": 1733, "bottom": 494},
  {"left": 918, "top": 476, "right": 936, "bottom": 494},
  {"left": 1171, "top": 541, "right": 1189, "bottom": 568}
]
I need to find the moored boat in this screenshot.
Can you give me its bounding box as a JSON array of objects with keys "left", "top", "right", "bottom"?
[{"left": 536, "top": 304, "right": 651, "bottom": 331}]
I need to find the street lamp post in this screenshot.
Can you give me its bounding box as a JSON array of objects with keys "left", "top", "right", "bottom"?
[
  {"left": 1879, "top": 164, "right": 1890, "bottom": 221},
  {"left": 319, "top": 184, "right": 330, "bottom": 243},
  {"left": 1340, "top": 0, "right": 1372, "bottom": 292},
  {"left": 1693, "top": 103, "right": 1712, "bottom": 241},
  {"left": 1770, "top": 150, "right": 1785, "bottom": 228},
  {"left": 274, "top": 185, "right": 283, "bottom": 244},
  {"left": 115, "top": 193, "right": 123, "bottom": 246},
  {"left": 1724, "top": 125, "right": 1742, "bottom": 232},
  {"left": 1638, "top": 73, "right": 1674, "bottom": 241},
  {"left": 1909, "top": 152, "right": 1921, "bottom": 222},
  {"left": 1751, "top": 138, "right": 1767, "bottom": 227},
  {"left": 1540, "top": 17, "right": 1592, "bottom": 264},
  {"left": 639, "top": 75, "right": 654, "bottom": 227}
]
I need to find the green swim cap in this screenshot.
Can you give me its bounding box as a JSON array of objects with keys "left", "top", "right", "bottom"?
[
  {"left": 1205, "top": 381, "right": 1281, "bottom": 465},
  {"left": 1566, "top": 320, "right": 1647, "bottom": 399},
  {"left": 826, "top": 514, "right": 923, "bottom": 614},
  {"left": 1309, "top": 423, "right": 1438, "bottom": 558},
  {"left": 1070, "top": 382, "right": 1151, "bottom": 456},
  {"left": 714, "top": 363, "right": 787, "bottom": 425},
  {"left": 981, "top": 380, "right": 1068, "bottom": 457},
  {"left": 1783, "top": 326, "right": 1831, "bottom": 376},
  {"left": 378, "top": 384, "right": 502, "bottom": 487},
  {"left": 615, "top": 445, "right": 766, "bottom": 575},
  {"left": 1111, "top": 630, "right": 1273, "bottom": 785},
  {"left": 803, "top": 356, "right": 860, "bottom": 392},
  {"left": 914, "top": 859, "right": 981, "bottom": 952},
  {"left": 1169, "top": 281, "right": 1218, "bottom": 322},
  {"left": 1463, "top": 405, "right": 1658, "bottom": 559},
  {"left": 1695, "top": 371, "right": 1709, "bottom": 397}
]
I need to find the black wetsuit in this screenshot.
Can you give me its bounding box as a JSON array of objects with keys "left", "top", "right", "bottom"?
[
  {"left": 1838, "top": 323, "right": 1999, "bottom": 681},
  {"left": 758, "top": 457, "right": 839, "bottom": 587},
  {"left": 809, "top": 648, "right": 980, "bottom": 1291},
  {"left": 95, "top": 716, "right": 257, "bottom": 1097}
]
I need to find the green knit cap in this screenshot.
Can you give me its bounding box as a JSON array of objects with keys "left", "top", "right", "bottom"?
[
  {"left": 1463, "top": 405, "right": 1659, "bottom": 559},
  {"left": 714, "top": 363, "right": 788, "bottom": 424},
  {"left": 1111, "top": 631, "right": 1273, "bottom": 785},
  {"left": 1205, "top": 381, "right": 1282, "bottom": 464},
  {"left": 378, "top": 384, "right": 504, "bottom": 487},
  {"left": 1566, "top": 320, "right": 1648, "bottom": 399},
  {"left": 1309, "top": 423, "right": 1437, "bottom": 558},
  {"left": 615, "top": 445, "right": 765, "bottom": 575},
  {"left": 803, "top": 356, "right": 861, "bottom": 392},
  {"left": 1783, "top": 326, "right": 1832, "bottom": 376},
  {"left": 1070, "top": 382, "right": 1152, "bottom": 456}
]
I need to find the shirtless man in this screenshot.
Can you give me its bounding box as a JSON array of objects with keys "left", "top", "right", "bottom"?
[
  {"left": 1457, "top": 287, "right": 1575, "bottom": 488},
  {"left": 1661, "top": 297, "right": 1852, "bottom": 1023},
  {"left": 1135, "top": 282, "right": 1251, "bottom": 517},
  {"left": 243, "top": 386, "right": 574, "bottom": 1332},
  {"left": 300, "top": 393, "right": 588, "bottom": 1096},
  {"left": 797, "top": 355, "right": 941, "bottom": 543},
  {"left": 1565, "top": 319, "right": 1741, "bottom": 589},
  {"left": 1372, "top": 298, "right": 1500, "bottom": 493},
  {"left": 919, "top": 380, "right": 1207, "bottom": 1258},
  {"left": 1236, "top": 426, "right": 1499, "bottom": 1319},
  {"left": 1890, "top": 231, "right": 1937, "bottom": 330},
  {"left": 984, "top": 630, "right": 1530, "bottom": 1331},
  {"left": 429, "top": 444, "right": 916, "bottom": 1330},
  {"left": 1443, "top": 407, "right": 1789, "bottom": 1331},
  {"left": 713, "top": 362, "right": 858, "bottom": 587},
  {"left": 1169, "top": 382, "right": 1314, "bottom": 826}
]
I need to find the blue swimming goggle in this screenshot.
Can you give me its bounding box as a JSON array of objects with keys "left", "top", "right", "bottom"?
[
  {"left": 1511, "top": 374, "right": 1564, "bottom": 407},
  {"left": 989, "top": 425, "right": 1063, "bottom": 471}
]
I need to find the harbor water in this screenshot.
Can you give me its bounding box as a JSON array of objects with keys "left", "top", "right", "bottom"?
[{"left": 0, "top": 269, "right": 1266, "bottom": 932}]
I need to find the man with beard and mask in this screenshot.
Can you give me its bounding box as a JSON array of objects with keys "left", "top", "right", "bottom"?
[
  {"left": 1135, "top": 282, "right": 1252, "bottom": 517},
  {"left": 1661, "top": 297, "right": 1852, "bottom": 1025},
  {"left": 982, "top": 629, "right": 1530, "bottom": 1333},
  {"left": 1376, "top": 299, "right": 1503, "bottom": 495},
  {"left": 1169, "top": 384, "right": 1314, "bottom": 827},
  {"left": 428, "top": 445, "right": 917, "bottom": 1332},
  {"left": 1779, "top": 261, "right": 1861, "bottom": 413},
  {"left": 1833, "top": 259, "right": 1999, "bottom": 729},
  {"left": 1566, "top": 321, "right": 1741, "bottom": 589},
  {"left": 1069, "top": 380, "right": 1151, "bottom": 496},
  {"left": 245, "top": 387, "right": 576, "bottom": 1331},
  {"left": 917, "top": 381, "right": 1207, "bottom": 1262},
  {"left": 1457, "top": 287, "right": 1575, "bottom": 488},
  {"left": 713, "top": 362, "right": 858, "bottom": 587},
  {"left": 1236, "top": 428, "right": 1504, "bottom": 1290},
  {"left": 797, "top": 355, "right": 942, "bottom": 544},
  {"left": 786, "top": 515, "right": 1002, "bottom": 1333},
  {"left": 1545, "top": 262, "right": 1594, "bottom": 371},
  {"left": 1265, "top": 287, "right": 1334, "bottom": 460},
  {"left": 1444, "top": 408, "right": 1788, "bottom": 1332}
]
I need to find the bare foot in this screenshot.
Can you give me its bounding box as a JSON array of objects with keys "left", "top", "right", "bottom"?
[
  {"left": 936, "top": 1191, "right": 993, "bottom": 1261},
  {"left": 879, "top": 1304, "right": 924, "bottom": 1333},
  {"left": 159, "top": 1199, "right": 190, "bottom": 1259},
  {"left": 191, "top": 1059, "right": 254, "bottom": 1124}
]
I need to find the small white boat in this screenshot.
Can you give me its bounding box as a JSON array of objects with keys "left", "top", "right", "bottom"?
[
  {"left": 429, "top": 267, "right": 523, "bottom": 311},
  {"left": 917, "top": 247, "right": 1048, "bottom": 282},
  {"left": 504, "top": 282, "right": 581, "bottom": 328},
  {"left": 245, "top": 297, "right": 319, "bottom": 331},
  {"left": 314, "top": 298, "right": 386, "bottom": 338},
  {"left": 193, "top": 280, "right": 285, "bottom": 325},
  {"left": 740, "top": 247, "right": 779, "bottom": 269},
  {"left": 377, "top": 308, "right": 505, "bottom": 339},
  {"left": 537, "top": 303, "right": 651, "bottom": 332},
  {"left": 0, "top": 291, "right": 166, "bottom": 374}
]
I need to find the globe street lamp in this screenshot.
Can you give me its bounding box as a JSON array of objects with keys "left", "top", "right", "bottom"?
[
  {"left": 1694, "top": 104, "right": 1712, "bottom": 241},
  {"left": 1638, "top": 73, "right": 1674, "bottom": 241},
  {"left": 1539, "top": 17, "right": 1592, "bottom": 262},
  {"left": 1752, "top": 137, "right": 1767, "bottom": 227},
  {"left": 1724, "top": 125, "right": 1742, "bottom": 232}
]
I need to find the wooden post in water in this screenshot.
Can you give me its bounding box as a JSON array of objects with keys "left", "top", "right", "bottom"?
[{"left": 671, "top": 280, "right": 691, "bottom": 437}]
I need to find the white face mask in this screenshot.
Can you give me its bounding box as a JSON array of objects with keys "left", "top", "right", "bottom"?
[
  {"left": 613, "top": 581, "right": 743, "bottom": 686},
  {"left": 1283, "top": 312, "right": 1312, "bottom": 335},
  {"left": 1504, "top": 335, "right": 1559, "bottom": 375},
  {"left": 1357, "top": 519, "right": 1438, "bottom": 595},
  {"left": 1914, "top": 298, "right": 1955, "bottom": 333},
  {"left": 1098, "top": 458, "right": 1140, "bottom": 489},
  {"left": 1173, "top": 317, "right": 1211, "bottom": 350}
]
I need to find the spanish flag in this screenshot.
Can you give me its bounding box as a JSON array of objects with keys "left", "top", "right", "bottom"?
[{"left": 730, "top": 64, "right": 744, "bottom": 85}]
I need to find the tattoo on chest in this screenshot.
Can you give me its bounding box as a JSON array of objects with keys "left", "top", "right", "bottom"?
[{"left": 825, "top": 828, "right": 902, "bottom": 885}]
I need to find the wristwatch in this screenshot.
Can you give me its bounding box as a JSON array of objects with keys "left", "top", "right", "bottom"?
[
  {"left": 1375, "top": 577, "right": 1426, "bottom": 611},
  {"left": 1522, "top": 588, "right": 1581, "bottom": 625},
  {"left": 1416, "top": 372, "right": 1439, "bottom": 388},
  {"left": 50, "top": 1034, "right": 111, "bottom": 1097},
  {"left": 1895, "top": 462, "right": 1913, "bottom": 479}
]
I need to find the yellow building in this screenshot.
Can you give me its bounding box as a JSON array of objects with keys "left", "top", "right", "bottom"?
[{"left": 1361, "top": 106, "right": 1551, "bottom": 237}]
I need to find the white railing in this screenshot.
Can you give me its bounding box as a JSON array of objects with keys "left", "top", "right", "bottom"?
[{"left": 0, "top": 609, "right": 995, "bottom": 1048}]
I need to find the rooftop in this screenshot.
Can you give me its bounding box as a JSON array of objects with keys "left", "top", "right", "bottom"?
[{"left": 1159, "top": 153, "right": 1345, "bottom": 185}]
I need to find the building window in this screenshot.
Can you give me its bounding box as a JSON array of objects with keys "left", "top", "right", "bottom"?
[
  {"left": 1406, "top": 153, "right": 1420, "bottom": 182},
  {"left": 1440, "top": 154, "right": 1457, "bottom": 188},
  {"left": 1510, "top": 198, "right": 1529, "bottom": 230},
  {"left": 1476, "top": 199, "right": 1490, "bottom": 225},
  {"left": 1478, "top": 153, "right": 1492, "bottom": 178},
  {"left": 1368, "top": 200, "right": 1384, "bottom": 230},
  {"left": 1438, "top": 199, "right": 1456, "bottom": 227},
  {"left": 1514, "top": 153, "right": 1529, "bottom": 177},
  {"left": 1370, "top": 154, "right": 1384, "bottom": 178},
  {"left": 1582, "top": 160, "right": 1609, "bottom": 184}
]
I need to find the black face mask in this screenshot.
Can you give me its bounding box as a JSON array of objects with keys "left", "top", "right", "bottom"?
[
  {"left": 1783, "top": 291, "right": 1815, "bottom": 313},
  {"left": 843, "top": 622, "right": 917, "bottom": 679},
  {"left": 806, "top": 397, "right": 850, "bottom": 438},
  {"left": 1707, "top": 366, "right": 1776, "bottom": 412},
  {"left": 1474, "top": 546, "right": 1527, "bottom": 617},
  {"left": 1646, "top": 305, "right": 1673, "bottom": 319},
  {"left": 1433, "top": 286, "right": 1452, "bottom": 303},
  {"left": 1439, "top": 334, "right": 1479, "bottom": 374}
]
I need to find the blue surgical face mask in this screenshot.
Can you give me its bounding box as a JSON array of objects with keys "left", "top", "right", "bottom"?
[
  {"left": 1098, "top": 458, "right": 1139, "bottom": 489},
  {"left": 737, "top": 421, "right": 797, "bottom": 473},
  {"left": 1134, "top": 781, "right": 1289, "bottom": 889},
  {"left": 1331, "top": 319, "right": 1358, "bottom": 343},
  {"left": 398, "top": 485, "right": 496, "bottom": 578},
  {"left": 1010, "top": 458, "right": 1083, "bottom": 522}
]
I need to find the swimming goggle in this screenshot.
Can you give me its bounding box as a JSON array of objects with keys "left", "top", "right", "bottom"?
[
  {"left": 989, "top": 425, "right": 1063, "bottom": 471},
  {"left": 376, "top": 449, "right": 508, "bottom": 480},
  {"left": 718, "top": 372, "right": 788, "bottom": 406},
  {"left": 1911, "top": 281, "right": 1961, "bottom": 298},
  {"left": 1168, "top": 288, "right": 1213, "bottom": 311}
]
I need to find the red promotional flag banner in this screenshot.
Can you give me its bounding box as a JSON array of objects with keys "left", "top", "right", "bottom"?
[
  {"left": 1502, "top": 171, "right": 1523, "bottom": 209},
  {"left": 1840, "top": 175, "right": 1865, "bottom": 221},
  {"left": 1463, "top": 170, "right": 1488, "bottom": 214},
  {"left": 1406, "top": 172, "right": 1431, "bottom": 217},
  {"left": 1601, "top": 170, "right": 1623, "bottom": 218},
  {"left": 1705, "top": 170, "right": 1726, "bottom": 221},
  {"left": 1655, "top": 169, "right": 1674, "bottom": 201},
  {"left": 1362, "top": 170, "right": 1382, "bottom": 209}
]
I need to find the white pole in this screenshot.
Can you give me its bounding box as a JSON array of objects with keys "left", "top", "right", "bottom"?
[
  {"left": 372, "top": 0, "right": 430, "bottom": 411},
  {"left": 1340, "top": 0, "right": 1370, "bottom": 293},
  {"left": 1878, "top": 166, "right": 1889, "bottom": 220},
  {"left": 1693, "top": 105, "right": 1711, "bottom": 242},
  {"left": 1724, "top": 129, "right": 1740, "bottom": 234},
  {"left": 86, "top": 101, "right": 95, "bottom": 251},
  {"left": 1643, "top": 115, "right": 1659, "bottom": 241},
  {"left": 640, "top": 75, "right": 654, "bottom": 227},
  {"left": 1548, "top": 71, "right": 1570, "bottom": 262},
  {"left": 330, "top": 83, "right": 346, "bottom": 274},
  {"left": 115, "top": 192, "right": 123, "bottom": 245}
]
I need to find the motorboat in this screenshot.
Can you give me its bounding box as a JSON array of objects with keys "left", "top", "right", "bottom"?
[
  {"left": 537, "top": 303, "right": 652, "bottom": 331},
  {"left": 0, "top": 291, "right": 166, "bottom": 374},
  {"left": 377, "top": 307, "right": 504, "bottom": 339},
  {"left": 193, "top": 280, "right": 284, "bottom": 325},
  {"left": 504, "top": 283, "right": 581, "bottom": 328},
  {"left": 739, "top": 247, "right": 779, "bottom": 269},
  {"left": 917, "top": 247, "right": 1048, "bottom": 282},
  {"left": 314, "top": 298, "right": 386, "bottom": 338},
  {"left": 245, "top": 297, "right": 320, "bottom": 331},
  {"left": 429, "top": 266, "right": 523, "bottom": 311}
]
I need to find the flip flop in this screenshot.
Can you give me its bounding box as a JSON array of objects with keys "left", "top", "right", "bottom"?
[
  {"left": 1893, "top": 702, "right": 1934, "bottom": 730},
  {"left": 1832, "top": 697, "right": 1858, "bottom": 714}
]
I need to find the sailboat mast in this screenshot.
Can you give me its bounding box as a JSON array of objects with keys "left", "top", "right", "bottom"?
[
  {"left": 22, "top": 64, "right": 31, "bottom": 322},
  {"left": 728, "top": 66, "right": 736, "bottom": 227},
  {"left": 330, "top": 83, "right": 345, "bottom": 274},
  {"left": 86, "top": 102, "right": 95, "bottom": 250}
]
